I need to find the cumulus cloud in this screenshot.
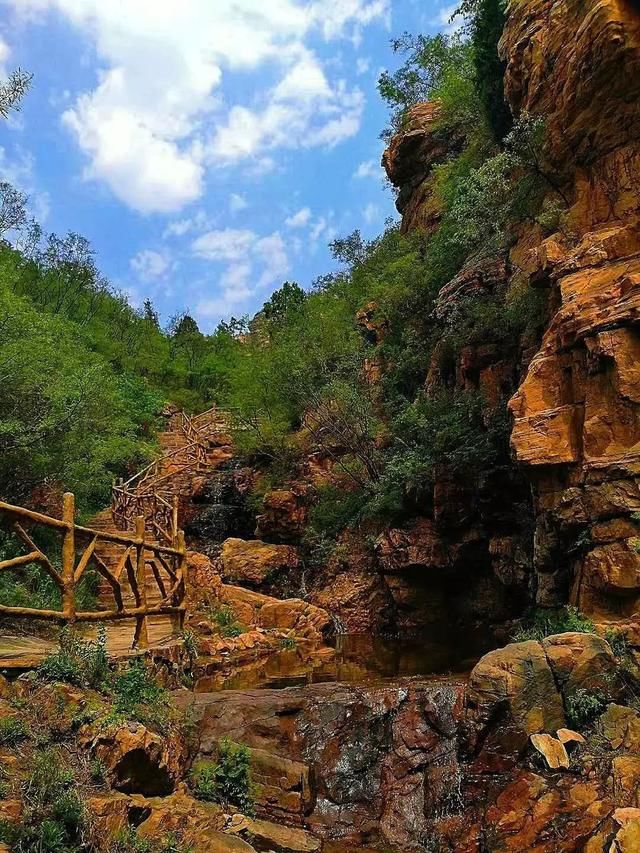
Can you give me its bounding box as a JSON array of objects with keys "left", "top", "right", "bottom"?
[
  {"left": 353, "top": 158, "right": 379, "bottom": 179},
  {"left": 363, "top": 201, "right": 380, "bottom": 224},
  {"left": 130, "top": 248, "right": 173, "bottom": 281},
  {"left": 285, "top": 207, "right": 311, "bottom": 228},
  {"left": 0, "top": 144, "right": 50, "bottom": 222},
  {"left": 0, "top": 35, "right": 10, "bottom": 77},
  {"left": 229, "top": 193, "right": 248, "bottom": 214},
  {"left": 2, "top": 0, "right": 389, "bottom": 212},
  {"left": 191, "top": 226, "right": 290, "bottom": 322}
]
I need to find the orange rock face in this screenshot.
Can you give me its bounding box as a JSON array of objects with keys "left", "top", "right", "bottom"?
[
  {"left": 382, "top": 102, "right": 457, "bottom": 234},
  {"left": 502, "top": 0, "right": 640, "bottom": 620},
  {"left": 219, "top": 538, "right": 300, "bottom": 588}
]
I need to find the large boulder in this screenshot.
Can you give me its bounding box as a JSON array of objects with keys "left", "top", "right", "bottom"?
[
  {"left": 542, "top": 632, "right": 622, "bottom": 698},
  {"left": 220, "top": 538, "right": 300, "bottom": 588},
  {"left": 465, "top": 640, "right": 565, "bottom": 769},
  {"left": 80, "top": 722, "right": 188, "bottom": 796}
]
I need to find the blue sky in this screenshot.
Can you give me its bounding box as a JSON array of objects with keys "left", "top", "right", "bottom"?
[{"left": 0, "top": 0, "right": 454, "bottom": 331}]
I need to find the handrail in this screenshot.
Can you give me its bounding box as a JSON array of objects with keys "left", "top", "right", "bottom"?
[
  {"left": 0, "top": 494, "right": 187, "bottom": 646},
  {"left": 111, "top": 405, "right": 221, "bottom": 544}
]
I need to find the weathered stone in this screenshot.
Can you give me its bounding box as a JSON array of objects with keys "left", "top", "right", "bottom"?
[
  {"left": 542, "top": 632, "right": 622, "bottom": 699},
  {"left": 465, "top": 641, "right": 566, "bottom": 766},
  {"left": 220, "top": 538, "right": 300, "bottom": 587},
  {"left": 80, "top": 722, "right": 188, "bottom": 796},
  {"left": 530, "top": 733, "right": 570, "bottom": 769},
  {"left": 600, "top": 705, "right": 640, "bottom": 752},
  {"left": 229, "top": 815, "right": 321, "bottom": 853}
]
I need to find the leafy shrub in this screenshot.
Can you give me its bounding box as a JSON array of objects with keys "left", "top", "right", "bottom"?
[
  {"left": 38, "top": 626, "right": 109, "bottom": 689},
  {"left": 512, "top": 606, "right": 596, "bottom": 642},
  {"left": 111, "top": 658, "right": 167, "bottom": 723},
  {"left": 206, "top": 606, "right": 245, "bottom": 639},
  {"left": 191, "top": 739, "right": 254, "bottom": 815},
  {"left": 0, "top": 749, "right": 86, "bottom": 852},
  {"left": 567, "top": 689, "right": 607, "bottom": 729},
  {"left": 0, "top": 717, "right": 29, "bottom": 746}
]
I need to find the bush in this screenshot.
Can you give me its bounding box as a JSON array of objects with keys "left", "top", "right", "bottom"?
[
  {"left": 512, "top": 606, "right": 596, "bottom": 642},
  {"left": 191, "top": 738, "right": 254, "bottom": 815},
  {"left": 38, "top": 626, "right": 109, "bottom": 690},
  {"left": 567, "top": 689, "right": 607, "bottom": 729},
  {"left": 206, "top": 606, "right": 245, "bottom": 639},
  {"left": 0, "top": 749, "right": 86, "bottom": 852},
  {"left": 0, "top": 717, "right": 29, "bottom": 746},
  {"left": 111, "top": 658, "right": 167, "bottom": 725}
]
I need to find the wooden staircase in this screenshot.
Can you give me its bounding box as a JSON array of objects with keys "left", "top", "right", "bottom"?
[{"left": 92, "top": 407, "right": 229, "bottom": 641}]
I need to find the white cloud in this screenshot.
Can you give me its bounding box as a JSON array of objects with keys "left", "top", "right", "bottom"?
[
  {"left": 3, "top": 0, "right": 389, "bottom": 211},
  {"left": 285, "top": 207, "right": 311, "bottom": 228},
  {"left": 363, "top": 201, "right": 380, "bottom": 224},
  {"left": 0, "top": 144, "right": 50, "bottom": 221},
  {"left": 163, "top": 209, "right": 214, "bottom": 239},
  {"left": 191, "top": 228, "right": 256, "bottom": 262},
  {"left": 0, "top": 35, "right": 10, "bottom": 77},
  {"left": 433, "top": 4, "right": 464, "bottom": 34},
  {"left": 356, "top": 57, "right": 370, "bottom": 75},
  {"left": 130, "top": 248, "right": 172, "bottom": 281},
  {"left": 229, "top": 193, "right": 248, "bottom": 214},
  {"left": 191, "top": 226, "right": 290, "bottom": 322},
  {"left": 353, "top": 158, "right": 378, "bottom": 179}
]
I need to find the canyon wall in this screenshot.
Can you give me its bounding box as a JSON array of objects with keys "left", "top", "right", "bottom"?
[{"left": 384, "top": 0, "right": 640, "bottom": 633}]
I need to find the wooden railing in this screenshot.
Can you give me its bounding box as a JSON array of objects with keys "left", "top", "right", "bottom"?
[
  {"left": 111, "top": 406, "right": 219, "bottom": 544},
  {"left": 0, "top": 493, "right": 187, "bottom": 647}
]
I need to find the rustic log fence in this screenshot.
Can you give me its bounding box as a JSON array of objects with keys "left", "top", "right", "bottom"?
[{"left": 0, "top": 493, "right": 187, "bottom": 648}]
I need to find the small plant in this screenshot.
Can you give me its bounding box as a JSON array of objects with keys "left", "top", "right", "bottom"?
[
  {"left": 190, "top": 738, "right": 254, "bottom": 815},
  {"left": 89, "top": 758, "right": 108, "bottom": 785},
  {"left": 280, "top": 636, "right": 297, "bottom": 651},
  {"left": 207, "top": 605, "right": 245, "bottom": 639},
  {"left": 108, "top": 658, "right": 169, "bottom": 730},
  {"left": 605, "top": 628, "right": 631, "bottom": 660},
  {"left": 0, "top": 716, "right": 29, "bottom": 745},
  {"left": 566, "top": 688, "right": 607, "bottom": 729},
  {"left": 38, "top": 625, "right": 109, "bottom": 690},
  {"left": 181, "top": 630, "right": 199, "bottom": 667},
  {"left": 109, "top": 828, "right": 193, "bottom": 853},
  {"left": 0, "top": 748, "right": 87, "bottom": 852},
  {"left": 512, "top": 606, "right": 596, "bottom": 642}
]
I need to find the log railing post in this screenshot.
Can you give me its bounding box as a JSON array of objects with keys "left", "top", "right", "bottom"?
[
  {"left": 133, "top": 514, "right": 149, "bottom": 649},
  {"left": 172, "top": 496, "right": 179, "bottom": 547},
  {"left": 177, "top": 529, "right": 187, "bottom": 632},
  {"left": 61, "top": 492, "right": 76, "bottom": 624}
]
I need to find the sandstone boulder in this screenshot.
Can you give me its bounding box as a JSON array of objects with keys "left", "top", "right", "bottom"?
[
  {"left": 81, "top": 722, "right": 188, "bottom": 796},
  {"left": 228, "top": 814, "right": 321, "bottom": 853},
  {"left": 530, "top": 733, "right": 570, "bottom": 769},
  {"left": 220, "top": 538, "right": 300, "bottom": 587},
  {"left": 465, "top": 640, "right": 565, "bottom": 767},
  {"left": 600, "top": 704, "right": 640, "bottom": 752},
  {"left": 542, "top": 632, "right": 622, "bottom": 699},
  {"left": 255, "top": 488, "right": 308, "bottom": 542}
]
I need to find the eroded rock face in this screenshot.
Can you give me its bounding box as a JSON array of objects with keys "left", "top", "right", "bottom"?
[
  {"left": 382, "top": 102, "right": 461, "bottom": 234},
  {"left": 80, "top": 722, "right": 188, "bottom": 796},
  {"left": 183, "top": 679, "right": 465, "bottom": 850},
  {"left": 220, "top": 538, "right": 300, "bottom": 588},
  {"left": 501, "top": 0, "right": 640, "bottom": 622}
]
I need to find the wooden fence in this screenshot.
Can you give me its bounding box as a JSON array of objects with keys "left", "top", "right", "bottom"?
[{"left": 0, "top": 493, "right": 187, "bottom": 648}]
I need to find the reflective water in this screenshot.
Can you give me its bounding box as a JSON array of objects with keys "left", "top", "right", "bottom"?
[{"left": 194, "top": 627, "right": 491, "bottom": 692}]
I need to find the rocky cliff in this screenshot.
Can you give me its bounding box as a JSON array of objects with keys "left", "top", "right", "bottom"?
[{"left": 383, "top": 0, "right": 640, "bottom": 636}]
